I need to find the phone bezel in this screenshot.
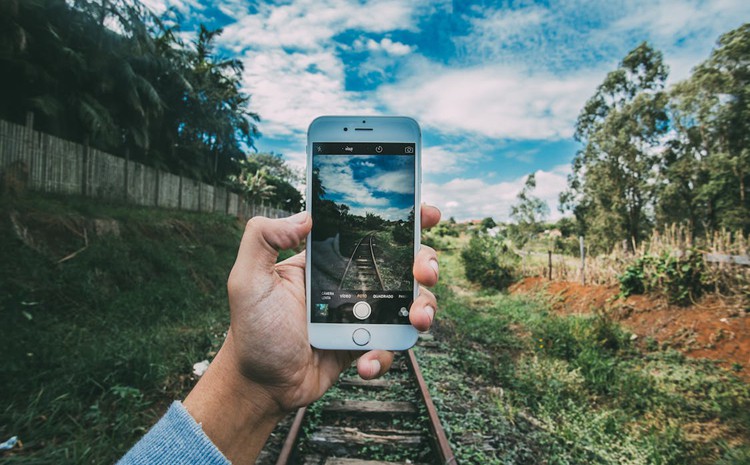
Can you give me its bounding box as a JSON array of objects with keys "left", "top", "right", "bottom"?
[{"left": 305, "top": 116, "right": 421, "bottom": 350}]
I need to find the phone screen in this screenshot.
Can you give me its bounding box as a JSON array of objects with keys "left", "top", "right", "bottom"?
[{"left": 310, "top": 142, "right": 416, "bottom": 325}]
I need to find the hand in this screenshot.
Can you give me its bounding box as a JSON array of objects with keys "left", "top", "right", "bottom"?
[{"left": 184, "top": 204, "right": 441, "bottom": 464}]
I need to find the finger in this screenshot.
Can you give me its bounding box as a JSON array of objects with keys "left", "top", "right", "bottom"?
[
  {"left": 229, "top": 213, "right": 311, "bottom": 285},
  {"left": 420, "top": 204, "right": 441, "bottom": 229},
  {"left": 414, "top": 244, "right": 439, "bottom": 287},
  {"left": 357, "top": 350, "right": 395, "bottom": 380},
  {"left": 409, "top": 287, "right": 437, "bottom": 332}
]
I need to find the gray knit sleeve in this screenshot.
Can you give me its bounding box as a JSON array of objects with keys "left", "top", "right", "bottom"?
[{"left": 117, "top": 401, "right": 231, "bottom": 465}]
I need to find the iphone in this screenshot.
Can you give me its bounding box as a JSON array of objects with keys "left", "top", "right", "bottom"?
[{"left": 306, "top": 116, "right": 421, "bottom": 350}]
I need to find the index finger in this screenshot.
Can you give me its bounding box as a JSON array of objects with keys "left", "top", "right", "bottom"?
[{"left": 420, "top": 204, "right": 441, "bottom": 229}]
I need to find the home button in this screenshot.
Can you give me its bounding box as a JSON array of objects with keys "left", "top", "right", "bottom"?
[
  {"left": 352, "top": 328, "right": 371, "bottom": 346},
  {"left": 353, "top": 301, "right": 372, "bottom": 320}
]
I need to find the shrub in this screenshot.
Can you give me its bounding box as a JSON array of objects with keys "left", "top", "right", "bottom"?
[
  {"left": 460, "top": 234, "right": 518, "bottom": 290},
  {"left": 617, "top": 249, "right": 706, "bottom": 305}
]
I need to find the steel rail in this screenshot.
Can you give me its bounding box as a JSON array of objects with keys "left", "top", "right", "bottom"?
[
  {"left": 406, "top": 349, "right": 457, "bottom": 465},
  {"left": 274, "top": 348, "right": 456, "bottom": 465},
  {"left": 274, "top": 406, "right": 307, "bottom": 465},
  {"left": 367, "top": 233, "right": 386, "bottom": 290},
  {"left": 338, "top": 233, "right": 371, "bottom": 290}
]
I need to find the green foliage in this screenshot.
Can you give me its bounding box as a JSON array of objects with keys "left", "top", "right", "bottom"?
[
  {"left": 0, "top": 1, "right": 260, "bottom": 183},
  {"left": 429, "top": 250, "right": 750, "bottom": 465},
  {"left": 460, "top": 234, "right": 518, "bottom": 290},
  {"left": 0, "top": 194, "right": 242, "bottom": 463},
  {"left": 562, "top": 25, "right": 750, "bottom": 254},
  {"left": 617, "top": 250, "right": 706, "bottom": 305},
  {"left": 511, "top": 174, "right": 549, "bottom": 247},
  {"left": 561, "top": 42, "right": 669, "bottom": 253},
  {"left": 664, "top": 24, "right": 750, "bottom": 235},
  {"left": 480, "top": 216, "right": 497, "bottom": 230}
]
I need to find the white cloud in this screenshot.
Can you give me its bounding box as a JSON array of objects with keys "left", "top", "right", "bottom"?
[
  {"left": 423, "top": 165, "right": 571, "bottom": 222},
  {"left": 607, "top": 0, "right": 750, "bottom": 82},
  {"left": 317, "top": 157, "right": 389, "bottom": 208},
  {"left": 349, "top": 205, "right": 412, "bottom": 221},
  {"left": 239, "top": 48, "right": 375, "bottom": 138},
  {"left": 378, "top": 63, "right": 603, "bottom": 140},
  {"left": 422, "top": 142, "right": 487, "bottom": 174},
  {"left": 357, "top": 38, "right": 415, "bottom": 56},
  {"left": 366, "top": 170, "right": 413, "bottom": 194},
  {"left": 211, "top": 0, "right": 427, "bottom": 139}
]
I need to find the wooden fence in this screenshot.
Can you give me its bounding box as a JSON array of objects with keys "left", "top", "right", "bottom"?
[{"left": 0, "top": 115, "right": 289, "bottom": 219}]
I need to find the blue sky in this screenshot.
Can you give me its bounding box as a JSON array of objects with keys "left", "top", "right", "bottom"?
[
  {"left": 144, "top": 0, "right": 749, "bottom": 221},
  {"left": 315, "top": 154, "right": 414, "bottom": 221}
]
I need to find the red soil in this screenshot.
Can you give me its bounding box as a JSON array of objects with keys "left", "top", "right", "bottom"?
[{"left": 510, "top": 277, "right": 750, "bottom": 382}]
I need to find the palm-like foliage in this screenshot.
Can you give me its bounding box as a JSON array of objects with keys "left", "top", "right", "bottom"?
[{"left": 0, "top": 0, "right": 260, "bottom": 184}]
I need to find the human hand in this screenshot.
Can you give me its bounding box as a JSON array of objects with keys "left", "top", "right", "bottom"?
[{"left": 184, "top": 204, "right": 441, "bottom": 463}]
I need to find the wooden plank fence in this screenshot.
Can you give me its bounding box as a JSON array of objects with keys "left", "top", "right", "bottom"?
[{"left": 0, "top": 115, "right": 289, "bottom": 219}]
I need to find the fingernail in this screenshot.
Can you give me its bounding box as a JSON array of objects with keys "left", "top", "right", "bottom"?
[
  {"left": 287, "top": 211, "right": 308, "bottom": 224},
  {"left": 370, "top": 360, "right": 381, "bottom": 377},
  {"left": 429, "top": 259, "right": 439, "bottom": 275},
  {"left": 424, "top": 305, "right": 435, "bottom": 322}
]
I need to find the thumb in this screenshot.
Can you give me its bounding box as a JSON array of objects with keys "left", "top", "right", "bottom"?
[{"left": 229, "top": 212, "right": 311, "bottom": 285}]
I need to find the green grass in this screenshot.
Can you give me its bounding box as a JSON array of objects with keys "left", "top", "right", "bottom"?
[
  {"left": 417, "top": 241, "right": 750, "bottom": 465},
  {"left": 0, "top": 193, "right": 244, "bottom": 463}
]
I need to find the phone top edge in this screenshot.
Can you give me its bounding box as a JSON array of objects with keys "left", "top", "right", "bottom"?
[{"left": 307, "top": 115, "right": 421, "bottom": 137}]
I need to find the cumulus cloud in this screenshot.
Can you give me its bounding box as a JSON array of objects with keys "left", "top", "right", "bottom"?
[
  {"left": 366, "top": 170, "right": 413, "bottom": 194},
  {"left": 355, "top": 37, "right": 415, "bottom": 56},
  {"left": 423, "top": 165, "right": 571, "bottom": 222},
  {"left": 207, "top": 0, "right": 426, "bottom": 139},
  {"left": 378, "top": 63, "right": 603, "bottom": 140}
]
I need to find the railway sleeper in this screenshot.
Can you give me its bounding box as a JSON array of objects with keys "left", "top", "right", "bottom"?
[
  {"left": 309, "top": 426, "right": 424, "bottom": 455},
  {"left": 322, "top": 400, "right": 418, "bottom": 417},
  {"left": 338, "top": 378, "right": 396, "bottom": 390}
]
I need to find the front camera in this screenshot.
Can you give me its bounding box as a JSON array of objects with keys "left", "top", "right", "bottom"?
[
  {"left": 362, "top": 120, "right": 366, "bottom": 123},
  {"left": 343, "top": 127, "right": 348, "bottom": 131}
]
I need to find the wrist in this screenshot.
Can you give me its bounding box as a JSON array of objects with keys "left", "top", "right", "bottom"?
[{"left": 183, "top": 336, "right": 285, "bottom": 464}]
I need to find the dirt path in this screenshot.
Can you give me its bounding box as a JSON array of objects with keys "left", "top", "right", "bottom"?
[{"left": 510, "top": 277, "right": 750, "bottom": 382}]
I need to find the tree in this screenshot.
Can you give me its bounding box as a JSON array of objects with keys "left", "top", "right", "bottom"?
[
  {"left": 480, "top": 217, "right": 496, "bottom": 230},
  {"left": 227, "top": 161, "right": 275, "bottom": 202},
  {"left": 561, "top": 43, "right": 669, "bottom": 252},
  {"left": 228, "top": 153, "right": 303, "bottom": 211},
  {"left": 664, "top": 24, "right": 750, "bottom": 234},
  {"left": 511, "top": 173, "right": 549, "bottom": 245},
  {"left": 0, "top": 1, "right": 260, "bottom": 184}
]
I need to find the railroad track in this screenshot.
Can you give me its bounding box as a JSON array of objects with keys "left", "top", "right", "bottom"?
[
  {"left": 274, "top": 334, "right": 456, "bottom": 465},
  {"left": 339, "top": 233, "right": 385, "bottom": 290}
]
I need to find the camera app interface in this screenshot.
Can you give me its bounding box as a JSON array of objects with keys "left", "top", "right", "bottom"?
[{"left": 310, "top": 142, "right": 415, "bottom": 324}]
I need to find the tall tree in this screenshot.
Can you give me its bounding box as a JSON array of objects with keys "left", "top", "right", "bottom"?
[
  {"left": 561, "top": 43, "right": 669, "bottom": 252},
  {"left": 665, "top": 23, "right": 750, "bottom": 234},
  {"left": 511, "top": 173, "right": 549, "bottom": 245}
]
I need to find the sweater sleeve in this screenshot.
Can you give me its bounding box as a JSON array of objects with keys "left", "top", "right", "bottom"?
[{"left": 117, "top": 401, "right": 231, "bottom": 465}]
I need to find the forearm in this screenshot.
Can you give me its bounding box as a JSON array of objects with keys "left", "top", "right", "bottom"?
[{"left": 183, "top": 334, "right": 286, "bottom": 465}]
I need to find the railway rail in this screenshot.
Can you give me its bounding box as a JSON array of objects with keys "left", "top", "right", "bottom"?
[
  {"left": 274, "top": 335, "right": 456, "bottom": 465},
  {"left": 339, "top": 233, "right": 385, "bottom": 290}
]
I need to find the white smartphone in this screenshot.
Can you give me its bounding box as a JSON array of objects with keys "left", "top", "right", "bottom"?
[{"left": 306, "top": 116, "right": 421, "bottom": 350}]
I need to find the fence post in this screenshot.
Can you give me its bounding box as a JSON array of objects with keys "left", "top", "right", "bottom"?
[
  {"left": 124, "top": 148, "right": 129, "bottom": 202},
  {"left": 81, "top": 136, "right": 89, "bottom": 196},
  {"left": 24, "top": 112, "right": 35, "bottom": 189},
  {"left": 178, "top": 176, "right": 183, "bottom": 210},
  {"left": 548, "top": 250, "right": 552, "bottom": 280},
  {"left": 154, "top": 169, "right": 160, "bottom": 207},
  {"left": 579, "top": 236, "right": 586, "bottom": 285}
]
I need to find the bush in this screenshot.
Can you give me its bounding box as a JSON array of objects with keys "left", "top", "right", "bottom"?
[
  {"left": 617, "top": 249, "right": 705, "bottom": 305},
  {"left": 460, "top": 234, "right": 518, "bottom": 290}
]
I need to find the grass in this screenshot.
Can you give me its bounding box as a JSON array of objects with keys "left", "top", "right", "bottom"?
[
  {"left": 416, "top": 239, "right": 750, "bottom": 465},
  {"left": 0, "top": 193, "right": 245, "bottom": 463},
  {"left": 3, "top": 194, "right": 748, "bottom": 464}
]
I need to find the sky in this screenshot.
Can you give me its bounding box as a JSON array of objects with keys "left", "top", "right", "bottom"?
[
  {"left": 142, "top": 0, "right": 749, "bottom": 222},
  {"left": 315, "top": 154, "right": 415, "bottom": 221}
]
